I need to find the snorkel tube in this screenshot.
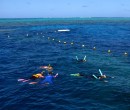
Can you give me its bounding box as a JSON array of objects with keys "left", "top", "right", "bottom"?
[
  {"left": 76, "top": 56, "right": 79, "bottom": 61},
  {"left": 83, "top": 55, "right": 86, "bottom": 61},
  {"left": 99, "top": 69, "right": 103, "bottom": 76}
]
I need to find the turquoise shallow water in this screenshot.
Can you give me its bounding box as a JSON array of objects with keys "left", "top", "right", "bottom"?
[{"left": 0, "top": 18, "right": 130, "bottom": 110}]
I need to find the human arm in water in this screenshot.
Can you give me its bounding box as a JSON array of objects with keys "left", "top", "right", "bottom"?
[{"left": 54, "top": 73, "right": 58, "bottom": 78}]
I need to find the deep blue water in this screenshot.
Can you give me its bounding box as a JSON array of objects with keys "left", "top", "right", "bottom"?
[{"left": 0, "top": 18, "right": 130, "bottom": 110}]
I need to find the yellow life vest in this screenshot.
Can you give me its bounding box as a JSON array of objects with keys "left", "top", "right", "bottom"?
[{"left": 32, "top": 74, "right": 41, "bottom": 78}]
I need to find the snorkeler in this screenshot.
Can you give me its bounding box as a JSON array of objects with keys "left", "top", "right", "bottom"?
[
  {"left": 39, "top": 72, "right": 58, "bottom": 84},
  {"left": 40, "top": 64, "right": 53, "bottom": 72},
  {"left": 30, "top": 71, "right": 44, "bottom": 80},
  {"left": 92, "top": 69, "right": 114, "bottom": 82},
  {"left": 18, "top": 71, "right": 45, "bottom": 82},
  {"left": 76, "top": 55, "right": 87, "bottom": 62},
  {"left": 93, "top": 69, "right": 107, "bottom": 79},
  {"left": 70, "top": 69, "right": 114, "bottom": 82},
  {"left": 29, "top": 72, "right": 58, "bottom": 85}
]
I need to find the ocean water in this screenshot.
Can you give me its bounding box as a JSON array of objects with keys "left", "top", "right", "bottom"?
[{"left": 0, "top": 18, "right": 130, "bottom": 110}]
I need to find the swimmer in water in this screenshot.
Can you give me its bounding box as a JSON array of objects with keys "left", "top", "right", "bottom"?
[
  {"left": 40, "top": 72, "right": 58, "bottom": 84},
  {"left": 40, "top": 64, "right": 53, "bottom": 72},
  {"left": 46, "top": 64, "right": 53, "bottom": 72},
  {"left": 76, "top": 55, "right": 87, "bottom": 62},
  {"left": 29, "top": 72, "right": 58, "bottom": 85},
  {"left": 92, "top": 69, "right": 114, "bottom": 82},
  {"left": 18, "top": 71, "right": 45, "bottom": 82},
  {"left": 70, "top": 70, "right": 114, "bottom": 82},
  {"left": 30, "top": 71, "right": 44, "bottom": 80}
]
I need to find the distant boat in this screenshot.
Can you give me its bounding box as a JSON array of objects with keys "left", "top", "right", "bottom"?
[{"left": 58, "top": 29, "right": 70, "bottom": 32}]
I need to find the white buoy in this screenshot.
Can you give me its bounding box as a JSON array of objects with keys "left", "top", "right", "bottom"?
[
  {"left": 8, "top": 35, "right": 10, "bottom": 38},
  {"left": 108, "top": 50, "right": 111, "bottom": 53},
  {"left": 93, "top": 47, "right": 96, "bottom": 50},
  {"left": 26, "top": 34, "right": 28, "bottom": 36},
  {"left": 59, "top": 40, "right": 61, "bottom": 43},
  {"left": 124, "top": 52, "right": 128, "bottom": 56},
  {"left": 82, "top": 45, "right": 85, "bottom": 47}
]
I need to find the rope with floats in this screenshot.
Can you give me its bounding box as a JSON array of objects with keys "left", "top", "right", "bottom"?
[{"left": 6, "top": 33, "right": 129, "bottom": 57}]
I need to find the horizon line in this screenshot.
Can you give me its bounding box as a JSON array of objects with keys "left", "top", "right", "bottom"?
[{"left": 0, "top": 17, "right": 130, "bottom": 19}]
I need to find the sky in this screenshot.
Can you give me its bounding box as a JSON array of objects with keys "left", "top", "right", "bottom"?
[{"left": 1, "top": 0, "right": 130, "bottom": 18}]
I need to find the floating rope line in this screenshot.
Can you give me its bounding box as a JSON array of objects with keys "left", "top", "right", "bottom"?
[
  {"left": 39, "top": 33, "right": 129, "bottom": 57},
  {"left": 6, "top": 33, "right": 129, "bottom": 57},
  {"left": 43, "top": 36, "right": 129, "bottom": 57}
]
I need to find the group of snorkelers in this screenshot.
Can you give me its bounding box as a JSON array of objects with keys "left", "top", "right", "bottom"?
[
  {"left": 18, "top": 64, "right": 58, "bottom": 85},
  {"left": 73, "top": 55, "right": 114, "bottom": 82},
  {"left": 18, "top": 56, "right": 114, "bottom": 85},
  {"left": 70, "top": 69, "right": 114, "bottom": 82}
]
